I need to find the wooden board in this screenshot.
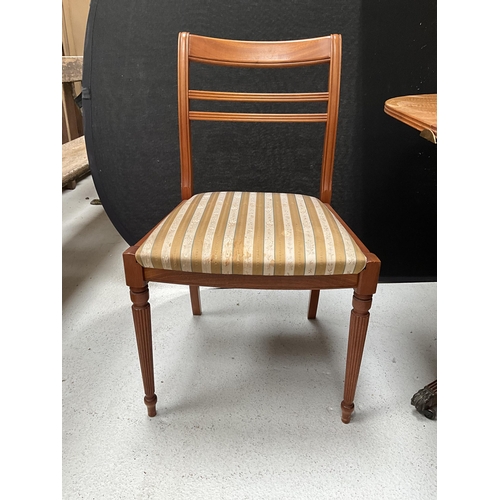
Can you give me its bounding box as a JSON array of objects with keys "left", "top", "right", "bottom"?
[
  {"left": 62, "top": 56, "right": 83, "bottom": 83},
  {"left": 62, "top": 135, "right": 89, "bottom": 187}
]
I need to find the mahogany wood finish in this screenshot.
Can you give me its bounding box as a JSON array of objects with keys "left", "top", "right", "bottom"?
[
  {"left": 130, "top": 285, "right": 157, "bottom": 417},
  {"left": 123, "top": 33, "right": 381, "bottom": 424},
  {"left": 178, "top": 32, "right": 341, "bottom": 205},
  {"left": 189, "top": 111, "right": 328, "bottom": 122},
  {"left": 189, "top": 285, "right": 202, "bottom": 316},
  {"left": 307, "top": 290, "right": 321, "bottom": 320},
  {"left": 189, "top": 90, "right": 329, "bottom": 102},
  {"left": 341, "top": 292, "right": 372, "bottom": 423}
]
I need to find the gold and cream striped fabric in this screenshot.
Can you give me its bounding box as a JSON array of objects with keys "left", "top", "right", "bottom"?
[{"left": 136, "top": 192, "right": 367, "bottom": 276}]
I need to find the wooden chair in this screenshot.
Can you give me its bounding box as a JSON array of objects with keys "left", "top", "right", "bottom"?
[{"left": 123, "top": 33, "right": 381, "bottom": 424}]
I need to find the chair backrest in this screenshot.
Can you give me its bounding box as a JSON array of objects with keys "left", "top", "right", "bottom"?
[{"left": 177, "top": 32, "right": 342, "bottom": 204}]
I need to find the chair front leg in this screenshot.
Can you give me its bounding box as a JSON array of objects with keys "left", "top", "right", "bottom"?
[
  {"left": 341, "top": 291, "right": 373, "bottom": 424},
  {"left": 130, "top": 285, "right": 157, "bottom": 417}
]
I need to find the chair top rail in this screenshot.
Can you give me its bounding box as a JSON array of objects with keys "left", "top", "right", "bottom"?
[{"left": 187, "top": 33, "right": 333, "bottom": 67}]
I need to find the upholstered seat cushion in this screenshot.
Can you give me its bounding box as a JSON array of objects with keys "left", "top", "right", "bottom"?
[{"left": 135, "top": 192, "right": 367, "bottom": 276}]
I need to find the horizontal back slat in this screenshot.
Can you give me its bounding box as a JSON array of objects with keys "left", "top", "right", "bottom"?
[
  {"left": 189, "top": 111, "right": 327, "bottom": 122},
  {"left": 189, "top": 90, "right": 329, "bottom": 102},
  {"left": 188, "top": 34, "right": 332, "bottom": 67}
]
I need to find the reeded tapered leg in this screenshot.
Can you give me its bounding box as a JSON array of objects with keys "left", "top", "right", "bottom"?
[
  {"left": 307, "top": 290, "right": 320, "bottom": 319},
  {"left": 130, "top": 285, "right": 157, "bottom": 417},
  {"left": 189, "top": 285, "right": 202, "bottom": 315},
  {"left": 341, "top": 291, "right": 373, "bottom": 424}
]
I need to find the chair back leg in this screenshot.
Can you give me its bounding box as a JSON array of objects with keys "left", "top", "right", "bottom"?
[
  {"left": 189, "top": 285, "right": 202, "bottom": 315},
  {"left": 307, "top": 290, "right": 321, "bottom": 319}
]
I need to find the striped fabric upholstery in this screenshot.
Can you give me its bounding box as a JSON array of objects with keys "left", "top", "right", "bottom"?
[{"left": 136, "top": 192, "right": 367, "bottom": 276}]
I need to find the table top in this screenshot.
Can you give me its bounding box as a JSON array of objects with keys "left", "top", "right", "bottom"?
[{"left": 384, "top": 94, "right": 437, "bottom": 143}]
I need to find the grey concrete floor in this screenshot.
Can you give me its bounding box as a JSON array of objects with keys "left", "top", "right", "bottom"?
[{"left": 62, "top": 175, "right": 437, "bottom": 499}]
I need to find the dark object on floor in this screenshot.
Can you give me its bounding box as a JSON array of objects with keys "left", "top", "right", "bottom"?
[{"left": 411, "top": 380, "right": 437, "bottom": 420}]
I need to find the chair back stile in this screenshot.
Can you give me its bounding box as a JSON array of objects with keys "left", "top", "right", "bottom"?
[
  {"left": 177, "top": 32, "right": 342, "bottom": 204},
  {"left": 177, "top": 33, "right": 193, "bottom": 200}
]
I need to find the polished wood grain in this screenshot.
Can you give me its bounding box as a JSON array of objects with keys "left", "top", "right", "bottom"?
[
  {"left": 130, "top": 285, "right": 157, "bottom": 417},
  {"left": 384, "top": 94, "right": 437, "bottom": 141},
  {"left": 188, "top": 34, "right": 332, "bottom": 67},
  {"left": 341, "top": 292, "right": 372, "bottom": 423},
  {"left": 178, "top": 32, "right": 193, "bottom": 200},
  {"left": 123, "top": 33, "right": 381, "bottom": 424},
  {"left": 189, "top": 285, "right": 202, "bottom": 316},
  {"left": 189, "top": 111, "right": 327, "bottom": 122},
  {"left": 189, "top": 90, "right": 329, "bottom": 102},
  {"left": 178, "top": 33, "right": 341, "bottom": 204},
  {"left": 143, "top": 268, "right": 360, "bottom": 290}
]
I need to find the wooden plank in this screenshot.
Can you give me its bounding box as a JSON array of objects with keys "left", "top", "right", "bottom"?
[
  {"left": 62, "top": 82, "right": 81, "bottom": 141},
  {"left": 62, "top": 56, "right": 84, "bottom": 144},
  {"left": 62, "top": 135, "right": 89, "bottom": 187},
  {"left": 62, "top": 56, "right": 83, "bottom": 83}
]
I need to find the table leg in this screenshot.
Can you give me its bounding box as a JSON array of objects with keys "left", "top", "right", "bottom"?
[{"left": 411, "top": 380, "right": 437, "bottom": 420}]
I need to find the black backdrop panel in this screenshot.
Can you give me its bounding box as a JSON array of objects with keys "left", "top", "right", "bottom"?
[{"left": 82, "top": 0, "right": 436, "bottom": 281}]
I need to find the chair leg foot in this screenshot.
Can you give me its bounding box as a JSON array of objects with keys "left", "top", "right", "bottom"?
[
  {"left": 145, "top": 395, "right": 158, "bottom": 417},
  {"left": 341, "top": 291, "right": 373, "bottom": 423},
  {"left": 130, "top": 285, "right": 157, "bottom": 417},
  {"left": 341, "top": 401, "right": 355, "bottom": 423}
]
